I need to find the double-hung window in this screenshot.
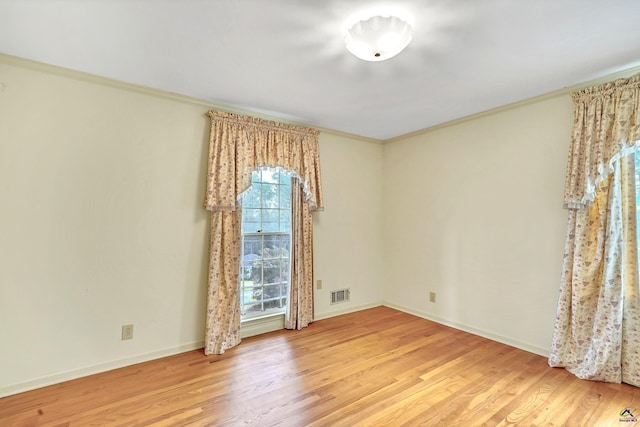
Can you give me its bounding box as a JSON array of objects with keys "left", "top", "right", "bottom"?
[{"left": 239, "top": 168, "right": 292, "bottom": 318}]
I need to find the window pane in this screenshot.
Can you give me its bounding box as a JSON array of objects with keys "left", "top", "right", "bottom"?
[
  {"left": 261, "top": 209, "right": 278, "bottom": 232},
  {"left": 241, "top": 283, "right": 254, "bottom": 305},
  {"left": 243, "top": 235, "right": 261, "bottom": 255},
  {"left": 239, "top": 168, "right": 292, "bottom": 318},
  {"left": 264, "top": 260, "right": 284, "bottom": 284},
  {"left": 263, "top": 282, "right": 281, "bottom": 299},
  {"left": 263, "top": 299, "right": 281, "bottom": 310},
  {"left": 242, "top": 222, "right": 261, "bottom": 234},
  {"left": 280, "top": 260, "right": 290, "bottom": 283},
  {"left": 261, "top": 222, "right": 278, "bottom": 233},
  {"left": 242, "top": 208, "right": 261, "bottom": 232},
  {"left": 242, "top": 186, "right": 261, "bottom": 208},
  {"left": 279, "top": 210, "right": 291, "bottom": 232},
  {"left": 251, "top": 262, "right": 264, "bottom": 284},
  {"left": 261, "top": 183, "right": 278, "bottom": 208},
  {"left": 262, "top": 170, "right": 279, "bottom": 184},
  {"left": 281, "top": 234, "right": 291, "bottom": 254},
  {"left": 280, "top": 185, "right": 291, "bottom": 209},
  {"left": 263, "top": 235, "right": 284, "bottom": 254}
]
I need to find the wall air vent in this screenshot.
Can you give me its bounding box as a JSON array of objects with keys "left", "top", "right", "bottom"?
[{"left": 331, "top": 288, "right": 350, "bottom": 304}]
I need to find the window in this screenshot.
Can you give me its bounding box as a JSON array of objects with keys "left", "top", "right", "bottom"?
[{"left": 239, "top": 167, "right": 292, "bottom": 318}]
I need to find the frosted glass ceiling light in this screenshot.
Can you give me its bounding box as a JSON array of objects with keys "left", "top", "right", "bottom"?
[{"left": 345, "top": 15, "right": 413, "bottom": 62}]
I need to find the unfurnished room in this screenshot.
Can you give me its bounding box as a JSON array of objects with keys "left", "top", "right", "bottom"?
[{"left": 1, "top": 1, "right": 640, "bottom": 425}]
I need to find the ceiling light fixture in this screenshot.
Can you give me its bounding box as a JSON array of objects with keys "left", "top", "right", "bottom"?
[{"left": 345, "top": 15, "right": 413, "bottom": 62}]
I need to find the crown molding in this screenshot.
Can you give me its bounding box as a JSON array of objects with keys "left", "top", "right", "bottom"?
[
  {"left": 383, "top": 63, "right": 640, "bottom": 144},
  {"left": 5, "top": 52, "right": 637, "bottom": 146},
  {"left": 0, "top": 53, "right": 381, "bottom": 145}
]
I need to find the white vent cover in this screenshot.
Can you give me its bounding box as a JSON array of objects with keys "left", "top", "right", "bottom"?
[{"left": 331, "top": 288, "right": 350, "bottom": 304}]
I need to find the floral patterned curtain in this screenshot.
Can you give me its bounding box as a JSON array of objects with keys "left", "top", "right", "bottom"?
[
  {"left": 549, "top": 74, "right": 640, "bottom": 386},
  {"left": 284, "top": 181, "right": 314, "bottom": 330},
  {"left": 203, "top": 110, "right": 323, "bottom": 355},
  {"left": 204, "top": 111, "right": 323, "bottom": 212}
]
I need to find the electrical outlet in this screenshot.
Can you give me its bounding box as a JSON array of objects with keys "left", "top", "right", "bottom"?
[
  {"left": 316, "top": 279, "right": 323, "bottom": 290},
  {"left": 121, "top": 324, "right": 134, "bottom": 340},
  {"left": 429, "top": 292, "right": 436, "bottom": 303}
]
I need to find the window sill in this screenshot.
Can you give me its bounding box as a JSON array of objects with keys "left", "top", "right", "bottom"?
[
  {"left": 240, "top": 312, "right": 285, "bottom": 339},
  {"left": 241, "top": 311, "right": 285, "bottom": 324}
]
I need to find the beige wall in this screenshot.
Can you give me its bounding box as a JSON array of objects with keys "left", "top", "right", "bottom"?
[
  {"left": 382, "top": 95, "right": 573, "bottom": 355},
  {"left": 0, "top": 57, "right": 384, "bottom": 396},
  {"left": 315, "top": 132, "right": 384, "bottom": 317},
  {"left": 3, "top": 53, "right": 636, "bottom": 397}
]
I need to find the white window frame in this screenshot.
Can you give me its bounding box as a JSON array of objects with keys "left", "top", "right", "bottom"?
[{"left": 239, "top": 168, "right": 292, "bottom": 320}]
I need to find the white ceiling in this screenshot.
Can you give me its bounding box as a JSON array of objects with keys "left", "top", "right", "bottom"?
[{"left": 1, "top": 0, "right": 640, "bottom": 140}]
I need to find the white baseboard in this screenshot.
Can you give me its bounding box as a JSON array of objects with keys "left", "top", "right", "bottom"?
[
  {"left": 239, "top": 302, "right": 384, "bottom": 338},
  {"left": 383, "top": 302, "right": 549, "bottom": 358},
  {"left": 1, "top": 301, "right": 548, "bottom": 398},
  {"left": 314, "top": 301, "right": 383, "bottom": 321},
  {"left": 0, "top": 341, "right": 204, "bottom": 399}
]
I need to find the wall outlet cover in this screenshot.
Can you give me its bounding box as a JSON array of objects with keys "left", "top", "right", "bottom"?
[{"left": 121, "top": 324, "right": 134, "bottom": 340}]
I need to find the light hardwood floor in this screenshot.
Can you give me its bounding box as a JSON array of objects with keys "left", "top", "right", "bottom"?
[{"left": 2, "top": 306, "right": 639, "bottom": 426}]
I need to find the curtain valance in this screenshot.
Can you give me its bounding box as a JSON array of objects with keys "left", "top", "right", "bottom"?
[
  {"left": 564, "top": 73, "right": 640, "bottom": 209},
  {"left": 204, "top": 110, "right": 323, "bottom": 212}
]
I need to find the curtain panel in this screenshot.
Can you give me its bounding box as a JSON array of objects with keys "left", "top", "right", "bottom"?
[
  {"left": 284, "top": 182, "right": 314, "bottom": 330},
  {"left": 549, "top": 73, "right": 640, "bottom": 386},
  {"left": 203, "top": 110, "right": 323, "bottom": 355}
]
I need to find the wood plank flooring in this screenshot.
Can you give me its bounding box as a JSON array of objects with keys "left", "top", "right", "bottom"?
[{"left": 2, "top": 306, "right": 640, "bottom": 426}]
